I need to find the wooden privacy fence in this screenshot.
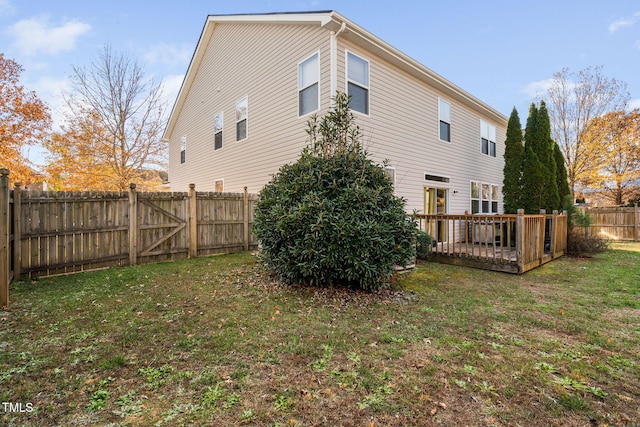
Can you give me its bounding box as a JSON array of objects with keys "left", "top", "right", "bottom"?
[
  {"left": 578, "top": 206, "right": 640, "bottom": 241},
  {"left": 0, "top": 168, "right": 258, "bottom": 307},
  {"left": 416, "top": 209, "right": 567, "bottom": 274}
]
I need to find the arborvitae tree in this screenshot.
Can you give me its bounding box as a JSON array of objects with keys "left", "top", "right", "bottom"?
[
  {"left": 503, "top": 107, "right": 524, "bottom": 213},
  {"left": 534, "top": 101, "right": 560, "bottom": 211},
  {"left": 554, "top": 142, "right": 571, "bottom": 207},
  {"left": 521, "top": 146, "right": 546, "bottom": 214}
]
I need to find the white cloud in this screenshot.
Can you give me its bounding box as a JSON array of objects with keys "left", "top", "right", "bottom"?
[
  {"left": 608, "top": 12, "right": 640, "bottom": 33},
  {"left": 144, "top": 43, "right": 192, "bottom": 67},
  {"left": 6, "top": 16, "right": 91, "bottom": 55},
  {"left": 161, "top": 74, "right": 185, "bottom": 111},
  {"left": 0, "top": 0, "right": 15, "bottom": 16},
  {"left": 521, "top": 79, "right": 555, "bottom": 99}
]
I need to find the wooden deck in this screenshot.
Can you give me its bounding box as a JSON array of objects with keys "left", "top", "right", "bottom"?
[{"left": 417, "top": 210, "right": 567, "bottom": 274}]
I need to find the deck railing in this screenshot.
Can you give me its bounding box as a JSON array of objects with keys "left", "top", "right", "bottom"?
[{"left": 415, "top": 209, "right": 567, "bottom": 274}]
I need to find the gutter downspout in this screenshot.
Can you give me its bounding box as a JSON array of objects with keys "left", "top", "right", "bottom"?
[{"left": 330, "top": 22, "right": 347, "bottom": 107}]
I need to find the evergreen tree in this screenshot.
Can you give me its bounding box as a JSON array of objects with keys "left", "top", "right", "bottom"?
[
  {"left": 554, "top": 142, "right": 571, "bottom": 206},
  {"left": 521, "top": 146, "right": 546, "bottom": 214},
  {"left": 534, "top": 101, "right": 560, "bottom": 211},
  {"left": 502, "top": 107, "right": 524, "bottom": 213}
]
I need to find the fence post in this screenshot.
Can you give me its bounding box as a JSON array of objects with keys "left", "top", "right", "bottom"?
[
  {"left": 516, "top": 209, "right": 524, "bottom": 273},
  {"left": 13, "top": 183, "right": 22, "bottom": 280},
  {"left": 550, "top": 210, "right": 558, "bottom": 258},
  {"left": 243, "top": 187, "right": 249, "bottom": 252},
  {"left": 188, "top": 184, "right": 197, "bottom": 258},
  {"left": 1, "top": 168, "right": 10, "bottom": 308},
  {"left": 128, "top": 183, "right": 138, "bottom": 265},
  {"left": 636, "top": 204, "right": 639, "bottom": 242}
]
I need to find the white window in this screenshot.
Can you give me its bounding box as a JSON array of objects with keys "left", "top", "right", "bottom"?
[
  {"left": 214, "top": 112, "right": 223, "bottom": 150},
  {"left": 347, "top": 52, "right": 369, "bottom": 114},
  {"left": 439, "top": 99, "right": 451, "bottom": 142},
  {"left": 180, "top": 135, "right": 186, "bottom": 163},
  {"left": 236, "top": 97, "right": 248, "bottom": 141},
  {"left": 384, "top": 166, "right": 396, "bottom": 191},
  {"left": 481, "top": 120, "right": 496, "bottom": 157},
  {"left": 214, "top": 179, "right": 224, "bottom": 192},
  {"left": 298, "top": 53, "right": 319, "bottom": 116},
  {"left": 471, "top": 181, "right": 499, "bottom": 214}
]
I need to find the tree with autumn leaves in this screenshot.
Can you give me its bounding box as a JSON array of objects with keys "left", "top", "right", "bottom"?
[
  {"left": 580, "top": 110, "right": 640, "bottom": 206},
  {"left": 45, "top": 46, "right": 167, "bottom": 191},
  {"left": 0, "top": 53, "right": 51, "bottom": 185}
]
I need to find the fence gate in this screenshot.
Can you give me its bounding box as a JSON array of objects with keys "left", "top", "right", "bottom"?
[{"left": 134, "top": 191, "right": 189, "bottom": 264}]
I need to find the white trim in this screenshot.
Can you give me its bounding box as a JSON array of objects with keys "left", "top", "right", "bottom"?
[{"left": 329, "top": 22, "right": 346, "bottom": 105}]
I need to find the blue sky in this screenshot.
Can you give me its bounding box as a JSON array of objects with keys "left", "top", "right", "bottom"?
[{"left": 1, "top": 0, "right": 639, "bottom": 165}]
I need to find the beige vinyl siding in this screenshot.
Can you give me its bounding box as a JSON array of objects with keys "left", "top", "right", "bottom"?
[
  {"left": 169, "top": 22, "right": 331, "bottom": 193},
  {"left": 336, "top": 39, "right": 506, "bottom": 213},
  {"left": 168, "top": 15, "right": 507, "bottom": 215}
]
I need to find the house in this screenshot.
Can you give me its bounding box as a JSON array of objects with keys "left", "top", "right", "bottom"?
[{"left": 162, "top": 11, "right": 508, "bottom": 216}]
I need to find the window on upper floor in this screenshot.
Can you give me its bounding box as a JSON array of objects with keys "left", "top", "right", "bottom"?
[
  {"left": 481, "top": 120, "right": 496, "bottom": 157},
  {"left": 299, "top": 53, "right": 319, "bottom": 116},
  {"left": 439, "top": 98, "right": 451, "bottom": 142},
  {"left": 236, "top": 97, "right": 248, "bottom": 142},
  {"left": 180, "top": 135, "right": 186, "bottom": 164},
  {"left": 347, "top": 51, "right": 369, "bottom": 114},
  {"left": 214, "top": 112, "right": 223, "bottom": 150},
  {"left": 471, "top": 181, "right": 499, "bottom": 214}
]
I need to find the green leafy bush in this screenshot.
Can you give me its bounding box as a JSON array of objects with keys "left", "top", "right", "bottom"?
[
  {"left": 254, "top": 92, "right": 416, "bottom": 291},
  {"left": 415, "top": 231, "right": 433, "bottom": 260}
]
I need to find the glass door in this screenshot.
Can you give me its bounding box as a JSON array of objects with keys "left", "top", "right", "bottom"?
[{"left": 424, "top": 187, "right": 448, "bottom": 242}]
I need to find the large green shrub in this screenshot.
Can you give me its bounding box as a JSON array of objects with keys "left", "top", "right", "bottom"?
[{"left": 254, "top": 92, "right": 416, "bottom": 291}]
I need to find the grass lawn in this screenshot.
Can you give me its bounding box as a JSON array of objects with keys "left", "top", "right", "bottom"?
[{"left": 1, "top": 243, "right": 639, "bottom": 426}]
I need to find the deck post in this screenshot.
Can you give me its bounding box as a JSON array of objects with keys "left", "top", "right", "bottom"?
[
  {"left": 516, "top": 209, "right": 524, "bottom": 273},
  {"left": 128, "top": 183, "right": 138, "bottom": 265},
  {"left": 188, "top": 184, "right": 198, "bottom": 258},
  {"left": 1, "top": 169, "right": 10, "bottom": 308},
  {"left": 12, "top": 183, "right": 22, "bottom": 281}
]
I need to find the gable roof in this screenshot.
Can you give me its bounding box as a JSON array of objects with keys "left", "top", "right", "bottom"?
[{"left": 162, "top": 11, "right": 507, "bottom": 141}]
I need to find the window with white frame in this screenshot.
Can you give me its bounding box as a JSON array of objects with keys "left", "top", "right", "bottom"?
[
  {"left": 384, "top": 166, "right": 395, "bottom": 191},
  {"left": 298, "top": 53, "right": 319, "bottom": 116},
  {"left": 439, "top": 99, "right": 451, "bottom": 142},
  {"left": 236, "top": 97, "right": 248, "bottom": 141},
  {"left": 214, "top": 112, "right": 223, "bottom": 150},
  {"left": 180, "top": 135, "right": 186, "bottom": 164},
  {"left": 347, "top": 52, "right": 369, "bottom": 114},
  {"left": 471, "top": 181, "right": 499, "bottom": 214},
  {"left": 481, "top": 120, "right": 496, "bottom": 157}
]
